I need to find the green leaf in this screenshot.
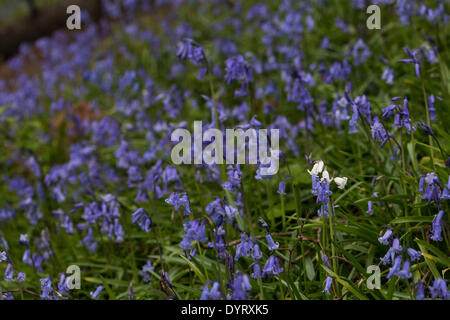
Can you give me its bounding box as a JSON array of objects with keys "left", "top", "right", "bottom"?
[
  {"left": 415, "top": 239, "right": 450, "bottom": 267},
  {"left": 390, "top": 216, "right": 434, "bottom": 224},
  {"left": 305, "top": 256, "right": 316, "bottom": 281}
]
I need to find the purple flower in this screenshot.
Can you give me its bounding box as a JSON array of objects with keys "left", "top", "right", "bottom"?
[
  {"left": 40, "top": 277, "right": 56, "bottom": 300},
  {"left": 177, "top": 39, "right": 205, "bottom": 66},
  {"left": 0, "top": 251, "right": 7, "bottom": 262},
  {"left": 371, "top": 117, "right": 389, "bottom": 147},
  {"left": 251, "top": 263, "right": 262, "bottom": 279},
  {"left": 397, "top": 260, "right": 412, "bottom": 279},
  {"left": 428, "top": 278, "right": 448, "bottom": 300},
  {"left": 165, "top": 192, "right": 191, "bottom": 216},
  {"left": 378, "top": 229, "right": 393, "bottom": 245},
  {"left": 200, "top": 281, "right": 221, "bottom": 300},
  {"left": 322, "top": 276, "right": 333, "bottom": 295},
  {"left": 277, "top": 181, "right": 286, "bottom": 195},
  {"left": 17, "top": 272, "right": 26, "bottom": 283},
  {"left": 230, "top": 273, "right": 251, "bottom": 300},
  {"left": 407, "top": 248, "right": 422, "bottom": 262},
  {"left": 321, "top": 252, "right": 331, "bottom": 268},
  {"left": 4, "top": 264, "right": 14, "bottom": 281},
  {"left": 398, "top": 47, "right": 422, "bottom": 78},
  {"left": 430, "top": 210, "right": 444, "bottom": 242},
  {"left": 419, "top": 173, "right": 441, "bottom": 204},
  {"left": 90, "top": 285, "right": 104, "bottom": 300},
  {"left": 262, "top": 255, "right": 283, "bottom": 277},
  {"left": 350, "top": 39, "right": 371, "bottom": 66},
  {"left": 131, "top": 208, "right": 152, "bottom": 232},
  {"left": 252, "top": 244, "right": 263, "bottom": 260},
  {"left": 225, "top": 55, "right": 253, "bottom": 85},
  {"left": 382, "top": 103, "right": 397, "bottom": 120},
  {"left": 416, "top": 281, "right": 425, "bottom": 300},
  {"left": 265, "top": 233, "right": 279, "bottom": 251},
  {"left": 382, "top": 66, "right": 394, "bottom": 84},
  {"left": 418, "top": 121, "right": 434, "bottom": 136},
  {"left": 140, "top": 259, "right": 154, "bottom": 283},
  {"left": 387, "top": 256, "right": 402, "bottom": 279},
  {"left": 235, "top": 233, "right": 254, "bottom": 261},
  {"left": 179, "top": 219, "right": 208, "bottom": 253}
]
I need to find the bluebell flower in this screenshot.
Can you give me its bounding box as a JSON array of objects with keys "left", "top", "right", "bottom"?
[
  {"left": 419, "top": 173, "right": 441, "bottom": 204},
  {"left": 398, "top": 47, "right": 422, "bottom": 78},
  {"left": 371, "top": 117, "right": 389, "bottom": 147},
  {"left": 177, "top": 38, "right": 205, "bottom": 66},
  {"left": 58, "top": 273, "right": 69, "bottom": 296},
  {"left": 17, "top": 272, "right": 26, "bottom": 283},
  {"left": 416, "top": 281, "right": 425, "bottom": 300},
  {"left": 428, "top": 95, "right": 442, "bottom": 121},
  {"left": 225, "top": 55, "right": 253, "bottom": 97},
  {"left": 430, "top": 210, "right": 444, "bottom": 242},
  {"left": 428, "top": 278, "right": 448, "bottom": 300},
  {"left": 321, "top": 252, "right": 331, "bottom": 268},
  {"left": 258, "top": 217, "right": 268, "bottom": 229},
  {"left": 378, "top": 229, "right": 393, "bottom": 245},
  {"left": 4, "top": 264, "right": 14, "bottom": 281},
  {"left": 266, "top": 233, "right": 279, "bottom": 251},
  {"left": 235, "top": 233, "right": 254, "bottom": 261},
  {"left": 382, "top": 103, "right": 397, "bottom": 120},
  {"left": 387, "top": 256, "right": 402, "bottom": 279},
  {"left": 262, "top": 255, "right": 283, "bottom": 277},
  {"left": 251, "top": 263, "right": 262, "bottom": 279},
  {"left": 131, "top": 208, "right": 152, "bottom": 232},
  {"left": 322, "top": 276, "right": 333, "bottom": 295},
  {"left": 277, "top": 181, "right": 286, "bottom": 195},
  {"left": 179, "top": 219, "right": 208, "bottom": 253},
  {"left": 350, "top": 39, "right": 371, "bottom": 66},
  {"left": 200, "top": 281, "right": 221, "bottom": 300},
  {"left": 165, "top": 192, "right": 191, "bottom": 216},
  {"left": 231, "top": 273, "right": 251, "bottom": 300},
  {"left": 90, "top": 285, "right": 104, "bottom": 300},
  {"left": 418, "top": 121, "right": 434, "bottom": 136},
  {"left": 382, "top": 66, "right": 394, "bottom": 84},
  {"left": 407, "top": 248, "right": 422, "bottom": 262},
  {"left": 40, "top": 276, "right": 56, "bottom": 300},
  {"left": 140, "top": 259, "right": 154, "bottom": 283},
  {"left": 252, "top": 243, "right": 263, "bottom": 260},
  {"left": 397, "top": 260, "right": 412, "bottom": 279},
  {"left": 0, "top": 251, "right": 7, "bottom": 262}
]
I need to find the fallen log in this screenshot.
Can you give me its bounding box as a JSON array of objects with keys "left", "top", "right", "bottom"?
[{"left": 0, "top": 0, "right": 102, "bottom": 60}]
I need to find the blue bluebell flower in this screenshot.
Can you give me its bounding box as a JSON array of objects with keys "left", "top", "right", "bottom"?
[
  {"left": 265, "top": 233, "right": 279, "bottom": 251},
  {"left": 230, "top": 273, "right": 251, "bottom": 300},
  {"left": 428, "top": 278, "right": 448, "bottom": 300},
  {"left": 322, "top": 276, "right": 333, "bottom": 295},
  {"left": 430, "top": 210, "right": 444, "bottom": 242},
  {"left": 398, "top": 47, "right": 422, "bottom": 78},
  {"left": 131, "top": 208, "right": 152, "bottom": 232},
  {"left": 407, "top": 248, "right": 422, "bottom": 262},
  {"left": 179, "top": 219, "right": 208, "bottom": 253},
  {"left": 277, "top": 181, "right": 286, "bottom": 195},
  {"left": 251, "top": 263, "right": 262, "bottom": 279},
  {"left": 90, "top": 285, "right": 104, "bottom": 300},
  {"left": 387, "top": 256, "right": 402, "bottom": 279},
  {"left": 200, "top": 281, "right": 221, "bottom": 300},
  {"left": 416, "top": 281, "right": 425, "bottom": 300},
  {"left": 262, "top": 255, "right": 283, "bottom": 277},
  {"left": 140, "top": 259, "right": 154, "bottom": 283},
  {"left": 378, "top": 229, "right": 393, "bottom": 245}
]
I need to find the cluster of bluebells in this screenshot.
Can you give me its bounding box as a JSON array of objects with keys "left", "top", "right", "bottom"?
[
  {"left": 378, "top": 229, "right": 422, "bottom": 280},
  {"left": 308, "top": 160, "right": 348, "bottom": 218}
]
